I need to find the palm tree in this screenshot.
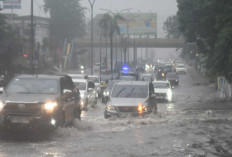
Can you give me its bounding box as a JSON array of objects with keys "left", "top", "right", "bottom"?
[{"left": 99, "top": 13, "right": 125, "bottom": 72}]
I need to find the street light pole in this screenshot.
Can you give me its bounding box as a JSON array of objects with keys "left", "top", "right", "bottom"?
[
  {"left": 31, "top": 0, "right": 34, "bottom": 74},
  {"left": 88, "top": 0, "right": 96, "bottom": 75}
]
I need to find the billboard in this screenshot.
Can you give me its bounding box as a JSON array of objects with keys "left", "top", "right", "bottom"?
[
  {"left": 3, "top": 0, "right": 21, "bottom": 9},
  {"left": 118, "top": 13, "right": 157, "bottom": 36}
]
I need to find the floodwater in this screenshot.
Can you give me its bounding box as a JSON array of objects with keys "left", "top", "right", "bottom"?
[{"left": 1, "top": 66, "right": 232, "bottom": 157}]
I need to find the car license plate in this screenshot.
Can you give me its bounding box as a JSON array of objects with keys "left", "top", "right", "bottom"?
[
  {"left": 124, "top": 107, "right": 129, "bottom": 111},
  {"left": 10, "top": 117, "right": 30, "bottom": 124}
]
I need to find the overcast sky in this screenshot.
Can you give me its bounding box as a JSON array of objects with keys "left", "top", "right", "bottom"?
[{"left": 0, "top": 0, "right": 178, "bottom": 37}]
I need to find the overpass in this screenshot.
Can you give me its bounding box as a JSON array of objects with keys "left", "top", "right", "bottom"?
[{"left": 74, "top": 38, "right": 186, "bottom": 48}]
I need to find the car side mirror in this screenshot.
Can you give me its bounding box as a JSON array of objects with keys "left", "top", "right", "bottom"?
[
  {"left": 0, "top": 87, "right": 4, "bottom": 94},
  {"left": 63, "top": 89, "right": 72, "bottom": 94}
]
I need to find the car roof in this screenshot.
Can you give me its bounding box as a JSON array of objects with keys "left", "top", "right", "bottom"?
[
  {"left": 116, "top": 81, "right": 148, "bottom": 86},
  {"left": 153, "top": 80, "right": 169, "bottom": 83},
  {"left": 72, "top": 79, "right": 87, "bottom": 83},
  {"left": 141, "top": 73, "right": 153, "bottom": 76},
  {"left": 88, "top": 75, "right": 99, "bottom": 78},
  {"left": 13, "top": 74, "right": 65, "bottom": 79},
  {"left": 67, "top": 74, "right": 87, "bottom": 76}
]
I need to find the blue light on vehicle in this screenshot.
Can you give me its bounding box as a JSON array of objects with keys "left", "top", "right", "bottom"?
[{"left": 122, "top": 65, "right": 129, "bottom": 71}]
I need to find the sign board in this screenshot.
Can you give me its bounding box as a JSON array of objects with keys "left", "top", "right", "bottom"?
[
  {"left": 3, "top": 0, "right": 21, "bottom": 9},
  {"left": 118, "top": 13, "right": 157, "bottom": 36}
]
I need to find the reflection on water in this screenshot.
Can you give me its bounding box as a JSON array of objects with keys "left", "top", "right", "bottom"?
[
  {"left": 134, "top": 129, "right": 144, "bottom": 145},
  {"left": 167, "top": 103, "right": 175, "bottom": 112}
]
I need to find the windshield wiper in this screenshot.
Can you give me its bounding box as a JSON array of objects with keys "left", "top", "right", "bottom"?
[
  {"left": 126, "top": 87, "right": 135, "bottom": 98},
  {"left": 115, "top": 87, "right": 126, "bottom": 97}
]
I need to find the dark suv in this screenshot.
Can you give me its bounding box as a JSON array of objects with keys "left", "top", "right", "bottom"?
[{"left": 0, "top": 75, "right": 81, "bottom": 130}]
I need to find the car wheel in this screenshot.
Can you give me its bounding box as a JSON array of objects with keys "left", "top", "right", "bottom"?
[
  {"left": 75, "top": 107, "right": 81, "bottom": 121},
  {"left": 104, "top": 111, "right": 110, "bottom": 119},
  {"left": 102, "top": 97, "right": 106, "bottom": 103}
]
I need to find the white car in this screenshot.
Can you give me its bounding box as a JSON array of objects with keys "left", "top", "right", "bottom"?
[
  {"left": 175, "top": 64, "right": 187, "bottom": 74},
  {"left": 153, "top": 80, "right": 173, "bottom": 102},
  {"left": 72, "top": 79, "right": 98, "bottom": 110}
]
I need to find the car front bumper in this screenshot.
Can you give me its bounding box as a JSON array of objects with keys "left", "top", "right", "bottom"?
[{"left": 0, "top": 111, "right": 56, "bottom": 130}]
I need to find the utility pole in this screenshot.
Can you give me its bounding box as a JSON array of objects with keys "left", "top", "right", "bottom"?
[
  {"left": 99, "top": 29, "right": 102, "bottom": 75},
  {"left": 88, "top": 0, "right": 96, "bottom": 75},
  {"left": 31, "top": 0, "right": 34, "bottom": 74}
]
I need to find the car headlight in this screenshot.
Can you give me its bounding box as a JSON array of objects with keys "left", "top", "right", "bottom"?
[
  {"left": 167, "top": 89, "right": 173, "bottom": 101},
  {"left": 176, "top": 80, "right": 178, "bottom": 82},
  {"left": 106, "top": 105, "right": 116, "bottom": 111},
  {"left": 0, "top": 101, "right": 4, "bottom": 112},
  {"left": 138, "top": 104, "right": 148, "bottom": 114},
  {"left": 167, "top": 89, "right": 172, "bottom": 96},
  {"left": 103, "top": 91, "right": 110, "bottom": 96},
  {"left": 80, "top": 94, "right": 85, "bottom": 99},
  {"left": 44, "top": 102, "right": 57, "bottom": 113}
]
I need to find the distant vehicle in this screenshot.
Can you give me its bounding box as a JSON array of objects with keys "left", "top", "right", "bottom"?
[
  {"left": 141, "top": 73, "right": 154, "bottom": 83},
  {"left": 153, "top": 80, "right": 173, "bottom": 102},
  {"left": 156, "top": 66, "right": 166, "bottom": 80},
  {"left": 100, "top": 65, "right": 110, "bottom": 74},
  {"left": 0, "top": 75, "right": 81, "bottom": 131},
  {"left": 68, "top": 74, "right": 88, "bottom": 80},
  {"left": 166, "top": 72, "right": 179, "bottom": 87},
  {"left": 72, "top": 79, "right": 97, "bottom": 109},
  {"left": 176, "top": 64, "right": 187, "bottom": 74},
  {"left": 119, "top": 71, "right": 139, "bottom": 80},
  {"left": 104, "top": 81, "right": 157, "bottom": 119},
  {"left": 88, "top": 75, "right": 101, "bottom": 98},
  {"left": 136, "top": 66, "right": 145, "bottom": 73},
  {"left": 102, "top": 80, "right": 118, "bottom": 103},
  {"left": 120, "top": 76, "right": 137, "bottom": 81}
]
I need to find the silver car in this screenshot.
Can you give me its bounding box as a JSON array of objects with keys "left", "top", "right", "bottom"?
[{"left": 104, "top": 81, "right": 157, "bottom": 118}]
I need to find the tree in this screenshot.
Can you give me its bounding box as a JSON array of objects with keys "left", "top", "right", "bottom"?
[
  {"left": 177, "top": 0, "right": 232, "bottom": 81},
  {"left": 163, "top": 15, "right": 181, "bottom": 38},
  {"left": 99, "top": 13, "right": 124, "bottom": 72},
  {"left": 44, "top": 0, "right": 86, "bottom": 48}
]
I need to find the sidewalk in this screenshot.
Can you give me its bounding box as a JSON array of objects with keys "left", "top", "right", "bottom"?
[{"left": 188, "top": 67, "right": 210, "bottom": 86}]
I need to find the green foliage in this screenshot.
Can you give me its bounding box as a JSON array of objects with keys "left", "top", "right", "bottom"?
[
  {"left": 177, "top": 0, "right": 232, "bottom": 81},
  {"left": 99, "top": 13, "right": 124, "bottom": 37},
  {"left": 163, "top": 15, "right": 181, "bottom": 38},
  {"left": 44, "top": 0, "right": 85, "bottom": 46}
]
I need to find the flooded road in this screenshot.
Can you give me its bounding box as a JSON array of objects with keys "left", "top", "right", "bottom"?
[{"left": 1, "top": 69, "right": 232, "bottom": 157}]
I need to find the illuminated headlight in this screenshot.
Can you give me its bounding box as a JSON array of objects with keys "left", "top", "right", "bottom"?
[
  {"left": 176, "top": 80, "right": 178, "bottom": 82},
  {"left": 167, "top": 89, "right": 173, "bottom": 101},
  {"left": 138, "top": 104, "right": 148, "bottom": 114},
  {"left": 103, "top": 91, "right": 110, "bottom": 96},
  {"left": 44, "top": 102, "right": 57, "bottom": 113},
  {"left": 106, "top": 105, "right": 116, "bottom": 111},
  {"left": 80, "top": 66, "right": 84, "bottom": 69},
  {"left": 0, "top": 101, "right": 4, "bottom": 112},
  {"left": 162, "top": 73, "right": 165, "bottom": 77},
  {"left": 80, "top": 94, "right": 85, "bottom": 99}
]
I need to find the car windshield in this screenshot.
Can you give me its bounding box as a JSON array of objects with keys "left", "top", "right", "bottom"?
[
  {"left": 166, "top": 73, "right": 177, "bottom": 78},
  {"left": 7, "top": 78, "right": 58, "bottom": 94},
  {"left": 153, "top": 82, "right": 170, "bottom": 88},
  {"left": 88, "top": 77, "right": 100, "bottom": 83},
  {"left": 74, "top": 82, "right": 86, "bottom": 90},
  {"left": 177, "top": 65, "right": 185, "bottom": 68},
  {"left": 111, "top": 84, "right": 148, "bottom": 98}
]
